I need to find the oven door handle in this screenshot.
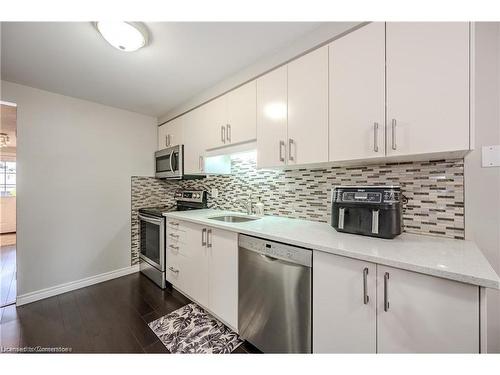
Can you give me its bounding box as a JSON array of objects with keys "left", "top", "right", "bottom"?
[{"left": 138, "top": 214, "right": 164, "bottom": 225}]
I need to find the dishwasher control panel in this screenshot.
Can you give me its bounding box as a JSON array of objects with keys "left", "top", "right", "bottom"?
[{"left": 238, "top": 235, "right": 312, "bottom": 267}]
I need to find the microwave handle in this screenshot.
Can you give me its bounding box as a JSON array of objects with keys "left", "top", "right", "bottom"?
[{"left": 169, "top": 149, "right": 174, "bottom": 172}]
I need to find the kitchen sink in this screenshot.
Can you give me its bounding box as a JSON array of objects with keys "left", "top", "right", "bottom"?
[{"left": 208, "top": 215, "right": 260, "bottom": 223}]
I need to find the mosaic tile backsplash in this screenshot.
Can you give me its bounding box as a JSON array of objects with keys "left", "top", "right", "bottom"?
[{"left": 131, "top": 155, "right": 464, "bottom": 265}]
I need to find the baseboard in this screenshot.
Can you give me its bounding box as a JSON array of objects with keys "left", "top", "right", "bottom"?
[{"left": 16, "top": 264, "right": 140, "bottom": 306}]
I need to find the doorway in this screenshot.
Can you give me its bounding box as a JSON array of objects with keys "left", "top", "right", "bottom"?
[{"left": 0, "top": 102, "right": 17, "bottom": 307}]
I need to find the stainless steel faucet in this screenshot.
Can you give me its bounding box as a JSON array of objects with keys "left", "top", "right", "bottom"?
[{"left": 233, "top": 194, "right": 253, "bottom": 215}]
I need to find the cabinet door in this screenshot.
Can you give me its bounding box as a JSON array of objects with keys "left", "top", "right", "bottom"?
[
  {"left": 256, "top": 66, "right": 288, "bottom": 169},
  {"left": 313, "top": 251, "right": 376, "bottom": 353},
  {"left": 158, "top": 116, "right": 184, "bottom": 150},
  {"left": 377, "top": 265, "right": 479, "bottom": 353},
  {"left": 204, "top": 96, "right": 227, "bottom": 150},
  {"left": 207, "top": 228, "right": 238, "bottom": 330},
  {"left": 386, "top": 22, "right": 470, "bottom": 157},
  {"left": 167, "top": 116, "right": 184, "bottom": 147},
  {"left": 329, "top": 22, "right": 386, "bottom": 162},
  {"left": 183, "top": 107, "right": 206, "bottom": 175},
  {"left": 176, "top": 221, "right": 209, "bottom": 307},
  {"left": 288, "top": 46, "right": 329, "bottom": 165},
  {"left": 158, "top": 123, "right": 168, "bottom": 150},
  {"left": 226, "top": 80, "right": 257, "bottom": 145}
]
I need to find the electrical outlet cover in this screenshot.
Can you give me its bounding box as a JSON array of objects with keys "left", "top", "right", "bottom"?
[
  {"left": 211, "top": 188, "right": 219, "bottom": 198},
  {"left": 482, "top": 145, "right": 500, "bottom": 167}
]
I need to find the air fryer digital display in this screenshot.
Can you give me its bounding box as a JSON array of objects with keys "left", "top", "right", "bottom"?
[{"left": 342, "top": 191, "right": 382, "bottom": 203}]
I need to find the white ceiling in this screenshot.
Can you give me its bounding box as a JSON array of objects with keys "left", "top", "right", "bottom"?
[{"left": 1, "top": 22, "right": 324, "bottom": 118}]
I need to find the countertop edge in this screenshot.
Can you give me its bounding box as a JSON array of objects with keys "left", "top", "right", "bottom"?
[{"left": 163, "top": 211, "right": 500, "bottom": 289}]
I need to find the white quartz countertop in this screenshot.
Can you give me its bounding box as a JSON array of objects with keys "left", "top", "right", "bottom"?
[{"left": 163, "top": 209, "right": 500, "bottom": 289}]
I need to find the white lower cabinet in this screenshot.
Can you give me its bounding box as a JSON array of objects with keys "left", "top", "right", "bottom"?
[
  {"left": 313, "top": 251, "right": 377, "bottom": 353},
  {"left": 166, "top": 220, "right": 238, "bottom": 330},
  {"left": 207, "top": 227, "right": 239, "bottom": 329},
  {"left": 376, "top": 265, "right": 479, "bottom": 353},
  {"left": 313, "top": 251, "right": 480, "bottom": 353}
]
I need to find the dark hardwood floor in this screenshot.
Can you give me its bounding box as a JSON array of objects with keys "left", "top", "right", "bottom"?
[{"left": 0, "top": 272, "right": 258, "bottom": 353}]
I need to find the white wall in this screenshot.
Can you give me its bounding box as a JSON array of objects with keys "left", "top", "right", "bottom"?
[
  {"left": 0, "top": 81, "right": 157, "bottom": 297},
  {"left": 465, "top": 23, "right": 500, "bottom": 353},
  {"left": 158, "top": 22, "right": 362, "bottom": 124}
]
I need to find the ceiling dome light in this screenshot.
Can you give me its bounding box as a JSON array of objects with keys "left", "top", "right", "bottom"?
[{"left": 95, "top": 22, "right": 148, "bottom": 52}]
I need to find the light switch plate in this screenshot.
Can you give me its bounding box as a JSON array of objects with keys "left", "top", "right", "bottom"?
[
  {"left": 482, "top": 145, "right": 500, "bottom": 167},
  {"left": 211, "top": 188, "right": 219, "bottom": 198}
]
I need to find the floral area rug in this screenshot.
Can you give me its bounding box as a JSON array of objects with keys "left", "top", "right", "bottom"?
[{"left": 148, "top": 303, "right": 243, "bottom": 353}]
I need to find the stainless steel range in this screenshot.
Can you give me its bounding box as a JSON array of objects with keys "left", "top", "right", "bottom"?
[{"left": 138, "top": 189, "right": 207, "bottom": 288}]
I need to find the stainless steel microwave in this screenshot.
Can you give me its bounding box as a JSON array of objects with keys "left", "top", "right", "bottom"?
[{"left": 155, "top": 144, "right": 183, "bottom": 179}]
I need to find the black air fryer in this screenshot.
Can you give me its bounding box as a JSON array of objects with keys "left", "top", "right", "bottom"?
[{"left": 331, "top": 186, "right": 402, "bottom": 239}]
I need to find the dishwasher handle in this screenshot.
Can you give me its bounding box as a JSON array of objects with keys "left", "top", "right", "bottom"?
[{"left": 257, "top": 252, "right": 310, "bottom": 268}]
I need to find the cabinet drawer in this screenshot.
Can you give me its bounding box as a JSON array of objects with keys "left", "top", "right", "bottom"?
[
  {"left": 166, "top": 252, "right": 190, "bottom": 293},
  {"left": 167, "top": 218, "right": 185, "bottom": 232},
  {"left": 167, "top": 231, "right": 187, "bottom": 244},
  {"left": 167, "top": 235, "right": 202, "bottom": 258}
]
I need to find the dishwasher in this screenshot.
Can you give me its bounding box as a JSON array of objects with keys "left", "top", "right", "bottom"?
[{"left": 238, "top": 234, "right": 312, "bottom": 353}]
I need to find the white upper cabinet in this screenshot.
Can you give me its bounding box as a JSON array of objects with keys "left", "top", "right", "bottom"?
[
  {"left": 329, "top": 22, "right": 386, "bottom": 162},
  {"left": 183, "top": 107, "right": 207, "bottom": 175},
  {"left": 204, "top": 95, "right": 227, "bottom": 150},
  {"left": 288, "top": 46, "right": 329, "bottom": 165},
  {"left": 313, "top": 251, "right": 377, "bottom": 353},
  {"left": 256, "top": 66, "right": 288, "bottom": 169},
  {"left": 226, "top": 81, "right": 257, "bottom": 145},
  {"left": 386, "top": 22, "right": 470, "bottom": 157},
  {"left": 158, "top": 116, "right": 184, "bottom": 150},
  {"left": 205, "top": 81, "right": 257, "bottom": 150},
  {"left": 377, "top": 265, "right": 479, "bottom": 353}
]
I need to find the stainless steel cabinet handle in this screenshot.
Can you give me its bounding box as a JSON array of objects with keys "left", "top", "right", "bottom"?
[
  {"left": 226, "top": 124, "right": 231, "bottom": 142},
  {"left": 168, "top": 266, "right": 179, "bottom": 274},
  {"left": 169, "top": 233, "right": 179, "bottom": 239},
  {"left": 279, "top": 140, "right": 285, "bottom": 162},
  {"left": 384, "top": 272, "right": 390, "bottom": 312},
  {"left": 373, "top": 122, "right": 379, "bottom": 152},
  {"left": 221, "top": 126, "right": 226, "bottom": 143},
  {"left": 169, "top": 221, "right": 179, "bottom": 226},
  {"left": 199, "top": 156, "right": 204, "bottom": 172},
  {"left": 391, "top": 119, "right": 397, "bottom": 150},
  {"left": 165, "top": 135, "right": 169, "bottom": 147},
  {"left": 363, "top": 267, "right": 369, "bottom": 304},
  {"left": 288, "top": 138, "right": 295, "bottom": 162},
  {"left": 169, "top": 244, "right": 179, "bottom": 251},
  {"left": 202, "top": 228, "right": 207, "bottom": 246},
  {"left": 207, "top": 229, "right": 212, "bottom": 248}
]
